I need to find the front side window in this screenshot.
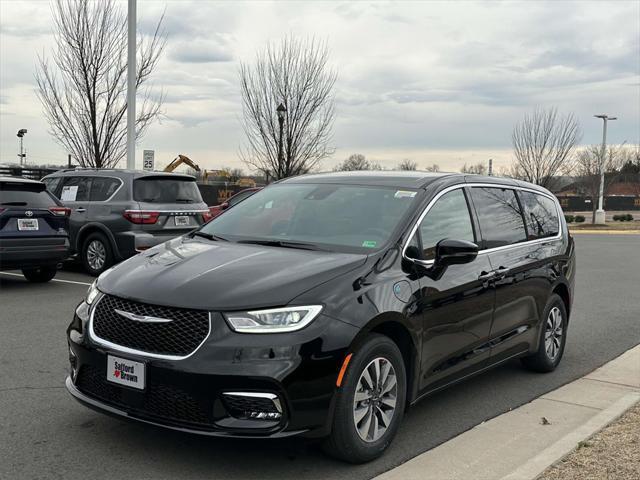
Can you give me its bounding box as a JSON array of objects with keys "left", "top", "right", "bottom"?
[
  {"left": 201, "top": 184, "right": 420, "bottom": 253},
  {"left": 417, "top": 189, "right": 475, "bottom": 260},
  {"left": 518, "top": 191, "right": 560, "bottom": 240},
  {"left": 470, "top": 187, "right": 527, "bottom": 249}
]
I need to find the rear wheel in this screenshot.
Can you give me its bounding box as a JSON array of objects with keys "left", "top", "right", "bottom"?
[
  {"left": 521, "top": 294, "right": 568, "bottom": 372},
  {"left": 81, "top": 232, "right": 113, "bottom": 276},
  {"left": 322, "top": 334, "right": 406, "bottom": 463},
  {"left": 21, "top": 265, "right": 57, "bottom": 283}
]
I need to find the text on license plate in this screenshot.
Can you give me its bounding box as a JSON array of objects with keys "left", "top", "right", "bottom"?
[
  {"left": 107, "top": 355, "right": 145, "bottom": 390},
  {"left": 174, "top": 215, "right": 190, "bottom": 226},
  {"left": 18, "top": 218, "right": 39, "bottom": 231}
]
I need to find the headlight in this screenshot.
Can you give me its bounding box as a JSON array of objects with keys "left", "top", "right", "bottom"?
[
  {"left": 85, "top": 280, "right": 100, "bottom": 305},
  {"left": 224, "top": 306, "right": 323, "bottom": 333}
]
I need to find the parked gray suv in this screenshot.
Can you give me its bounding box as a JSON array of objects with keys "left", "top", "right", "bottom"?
[{"left": 42, "top": 169, "right": 210, "bottom": 275}]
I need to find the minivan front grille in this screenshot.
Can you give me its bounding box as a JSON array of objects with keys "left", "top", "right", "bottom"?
[{"left": 92, "top": 294, "right": 210, "bottom": 357}]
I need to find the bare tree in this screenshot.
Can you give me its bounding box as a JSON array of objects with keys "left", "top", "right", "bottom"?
[
  {"left": 460, "top": 162, "right": 487, "bottom": 175},
  {"left": 424, "top": 163, "right": 440, "bottom": 172},
  {"left": 239, "top": 36, "right": 336, "bottom": 179},
  {"left": 222, "top": 166, "right": 246, "bottom": 183},
  {"left": 36, "top": 0, "right": 165, "bottom": 169},
  {"left": 574, "top": 144, "right": 628, "bottom": 223},
  {"left": 334, "top": 153, "right": 381, "bottom": 171},
  {"left": 511, "top": 107, "right": 581, "bottom": 188},
  {"left": 397, "top": 159, "right": 418, "bottom": 171}
]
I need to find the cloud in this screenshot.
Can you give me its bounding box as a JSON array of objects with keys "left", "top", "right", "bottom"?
[{"left": 169, "top": 42, "right": 233, "bottom": 63}]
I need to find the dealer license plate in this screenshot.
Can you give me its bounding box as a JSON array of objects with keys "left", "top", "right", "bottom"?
[
  {"left": 18, "top": 218, "right": 39, "bottom": 231},
  {"left": 174, "top": 215, "right": 190, "bottom": 226},
  {"left": 106, "top": 355, "right": 145, "bottom": 390}
]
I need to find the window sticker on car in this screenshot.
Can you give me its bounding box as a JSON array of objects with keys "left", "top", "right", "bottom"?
[
  {"left": 362, "top": 240, "right": 377, "bottom": 248},
  {"left": 394, "top": 190, "right": 416, "bottom": 199},
  {"left": 61, "top": 185, "right": 78, "bottom": 201}
]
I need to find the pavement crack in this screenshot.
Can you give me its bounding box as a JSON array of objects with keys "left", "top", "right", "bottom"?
[
  {"left": 0, "top": 385, "right": 65, "bottom": 393},
  {"left": 541, "top": 396, "right": 601, "bottom": 411}
]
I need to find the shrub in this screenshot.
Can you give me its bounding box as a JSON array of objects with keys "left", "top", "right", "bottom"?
[
  {"left": 564, "top": 214, "right": 575, "bottom": 223},
  {"left": 613, "top": 214, "right": 622, "bottom": 221},
  {"left": 575, "top": 215, "right": 585, "bottom": 223},
  {"left": 625, "top": 214, "right": 634, "bottom": 221}
]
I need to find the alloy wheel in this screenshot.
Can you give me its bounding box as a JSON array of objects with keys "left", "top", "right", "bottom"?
[
  {"left": 545, "top": 306, "right": 563, "bottom": 360},
  {"left": 87, "top": 240, "right": 106, "bottom": 271},
  {"left": 353, "top": 357, "right": 397, "bottom": 443}
]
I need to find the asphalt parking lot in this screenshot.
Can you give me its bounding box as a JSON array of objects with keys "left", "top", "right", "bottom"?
[{"left": 1, "top": 234, "right": 639, "bottom": 480}]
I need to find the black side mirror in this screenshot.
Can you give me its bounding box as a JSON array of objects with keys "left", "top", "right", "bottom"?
[{"left": 434, "top": 239, "right": 478, "bottom": 267}]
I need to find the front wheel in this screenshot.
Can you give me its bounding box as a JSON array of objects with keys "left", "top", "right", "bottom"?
[
  {"left": 521, "top": 294, "right": 568, "bottom": 373},
  {"left": 322, "top": 334, "right": 406, "bottom": 463},
  {"left": 21, "top": 265, "right": 57, "bottom": 283}
]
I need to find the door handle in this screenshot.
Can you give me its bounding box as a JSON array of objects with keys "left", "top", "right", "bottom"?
[
  {"left": 75, "top": 208, "right": 86, "bottom": 213},
  {"left": 494, "top": 266, "right": 510, "bottom": 279},
  {"left": 478, "top": 271, "right": 496, "bottom": 282}
]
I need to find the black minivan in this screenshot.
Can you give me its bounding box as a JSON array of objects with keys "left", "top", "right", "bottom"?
[{"left": 66, "top": 172, "right": 575, "bottom": 462}]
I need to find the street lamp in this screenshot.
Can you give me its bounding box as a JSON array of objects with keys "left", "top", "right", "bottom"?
[
  {"left": 276, "top": 103, "right": 287, "bottom": 169},
  {"left": 17, "top": 128, "right": 27, "bottom": 165},
  {"left": 593, "top": 114, "right": 617, "bottom": 224}
]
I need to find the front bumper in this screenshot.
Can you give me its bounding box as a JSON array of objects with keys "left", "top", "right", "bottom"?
[{"left": 67, "top": 311, "right": 358, "bottom": 438}]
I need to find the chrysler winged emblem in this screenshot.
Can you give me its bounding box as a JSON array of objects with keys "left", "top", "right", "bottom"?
[{"left": 114, "top": 308, "right": 173, "bottom": 323}]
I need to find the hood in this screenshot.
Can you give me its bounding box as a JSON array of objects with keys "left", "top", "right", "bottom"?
[{"left": 98, "top": 236, "right": 367, "bottom": 311}]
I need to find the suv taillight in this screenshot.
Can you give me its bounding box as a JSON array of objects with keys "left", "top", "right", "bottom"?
[
  {"left": 49, "top": 207, "right": 71, "bottom": 217},
  {"left": 123, "top": 210, "right": 159, "bottom": 224},
  {"left": 202, "top": 211, "right": 213, "bottom": 222}
]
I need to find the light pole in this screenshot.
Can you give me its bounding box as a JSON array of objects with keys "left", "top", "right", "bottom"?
[
  {"left": 126, "top": 0, "right": 136, "bottom": 170},
  {"left": 593, "top": 114, "right": 617, "bottom": 224},
  {"left": 17, "top": 129, "right": 27, "bottom": 165},
  {"left": 276, "top": 103, "right": 287, "bottom": 176}
]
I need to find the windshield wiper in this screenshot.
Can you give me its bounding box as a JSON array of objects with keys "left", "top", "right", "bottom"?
[
  {"left": 237, "top": 239, "right": 325, "bottom": 251},
  {"left": 191, "top": 231, "right": 229, "bottom": 242},
  {"left": 1, "top": 201, "right": 28, "bottom": 206},
  {"left": 175, "top": 198, "right": 194, "bottom": 203}
]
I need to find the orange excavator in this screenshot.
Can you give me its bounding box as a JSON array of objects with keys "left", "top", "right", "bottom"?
[
  {"left": 163, "top": 154, "right": 201, "bottom": 173},
  {"left": 163, "top": 154, "right": 256, "bottom": 187}
]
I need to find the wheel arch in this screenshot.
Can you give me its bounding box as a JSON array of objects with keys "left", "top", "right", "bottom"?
[
  {"left": 77, "top": 223, "right": 120, "bottom": 259},
  {"left": 551, "top": 281, "right": 571, "bottom": 320}
]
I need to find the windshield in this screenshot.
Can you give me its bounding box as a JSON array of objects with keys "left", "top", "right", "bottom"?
[
  {"left": 200, "top": 183, "right": 420, "bottom": 252},
  {"left": 134, "top": 177, "right": 202, "bottom": 203}
]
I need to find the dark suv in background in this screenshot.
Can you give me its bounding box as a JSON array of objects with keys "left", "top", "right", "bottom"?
[
  {"left": 0, "top": 176, "right": 70, "bottom": 282},
  {"left": 42, "top": 169, "right": 210, "bottom": 275}
]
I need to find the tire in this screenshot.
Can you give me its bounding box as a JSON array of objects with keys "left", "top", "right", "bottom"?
[
  {"left": 81, "top": 232, "right": 113, "bottom": 276},
  {"left": 322, "top": 334, "right": 407, "bottom": 463},
  {"left": 521, "top": 294, "right": 568, "bottom": 373},
  {"left": 21, "top": 265, "right": 57, "bottom": 283}
]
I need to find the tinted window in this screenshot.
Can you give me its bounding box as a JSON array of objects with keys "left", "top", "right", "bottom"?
[
  {"left": 518, "top": 191, "right": 559, "bottom": 240},
  {"left": 0, "top": 182, "right": 57, "bottom": 208},
  {"left": 42, "top": 177, "right": 62, "bottom": 196},
  {"left": 90, "top": 177, "right": 121, "bottom": 201},
  {"left": 60, "top": 177, "right": 91, "bottom": 202},
  {"left": 134, "top": 178, "right": 202, "bottom": 204},
  {"left": 418, "top": 189, "right": 475, "bottom": 260},
  {"left": 202, "top": 184, "right": 419, "bottom": 253},
  {"left": 228, "top": 189, "right": 256, "bottom": 207},
  {"left": 470, "top": 187, "right": 527, "bottom": 249}
]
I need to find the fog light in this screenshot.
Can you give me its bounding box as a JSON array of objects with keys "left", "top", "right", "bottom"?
[{"left": 222, "top": 392, "right": 283, "bottom": 421}]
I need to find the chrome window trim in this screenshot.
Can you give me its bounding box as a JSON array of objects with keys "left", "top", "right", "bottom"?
[
  {"left": 87, "top": 293, "right": 212, "bottom": 361},
  {"left": 402, "top": 182, "right": 563, "bottom": 265}
]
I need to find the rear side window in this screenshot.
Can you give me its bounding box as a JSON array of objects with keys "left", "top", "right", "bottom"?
[
  {"left": 42, "top": 177, "right": 62, "bottom": 196},
  {"left": 90, "top": 177, "right": 121, "bottom": 201},
  {"left": 518, "top": 191, "right": 560, "bottom": 240},
  {"left": 470, "top": 187, "right": 527, "bottom": 249},
  {"left": 134, "top": 178, "right": 202, "bottom": 204},
  {"left": 0, "top": 182, "right": 58, "bottom": 208},
  {"left": 60, "top": 177, "right": 91, "bottom": 202},
  {"left": 418, "top": 189, "right": 475, "bottom": 260}
]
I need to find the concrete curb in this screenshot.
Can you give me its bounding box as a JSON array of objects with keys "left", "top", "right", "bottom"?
[
  {"left": 501, "top": 392, "right": 640, "bottom": 480},
  {"left": 374, "top": 344, "right": 640, "bottom": 480}
]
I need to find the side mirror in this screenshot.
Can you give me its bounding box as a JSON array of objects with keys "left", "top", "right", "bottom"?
[
  {"left": 434, "top": 239, "right": 478, "bottom": 266},
  {"left": 220, "top": 202, "right": 229, "bottom": 210}
]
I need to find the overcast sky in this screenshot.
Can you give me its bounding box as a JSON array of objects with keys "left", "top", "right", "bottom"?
[{"left": 1, "top": 0, "right": 638, "bottom": 173}]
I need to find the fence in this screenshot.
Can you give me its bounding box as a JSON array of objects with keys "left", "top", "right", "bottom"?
[{"left": 0, "top": 166, "right": 64, "bottom": 180}]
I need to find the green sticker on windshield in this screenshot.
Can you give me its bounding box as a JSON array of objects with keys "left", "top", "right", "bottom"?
[{"left": 362, "top": 240, "right": 377, "bottom": 248}]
